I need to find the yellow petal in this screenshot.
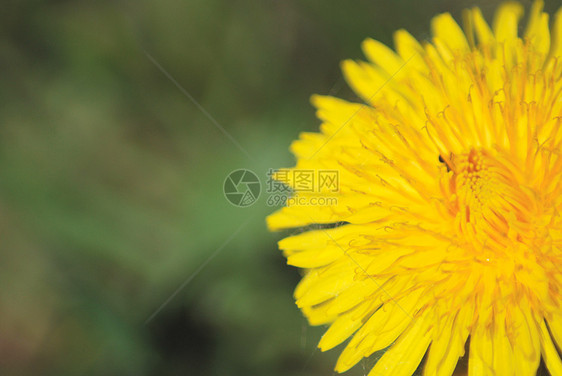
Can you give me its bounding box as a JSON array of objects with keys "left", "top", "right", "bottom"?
[
  {"left": 528, "top": 13, "right": 550, "bottom": 59},
  {"left": 301, "top": 300, "right": 338, "bottom": 326},
  {"left": 393, "top": 29, "right": 428, "bottom": 73},
  {"left": 266, "top": 205, "right": 341, "bottom": 230},
  {"left": 510, "top": 305, "right": 540, "bottom": 376},
  {"left": 311, "top": 94, "right": 363, "bottom": 135},
  {"left": 431, "top": 13, "right": 469, "bottom": 53},
  {"left": 537, "top": 318, "right": 562, "bottom": 375},
  {"left": 367, "top": 310, "right": 432, "bottom": 376},
  {"left": 362, "top": 37, "right": 404, "bottom": 74},
  {"left": 548, "top": 313, "right": 562, "bottom": 350},
  {"left": 462, "top": 9, "right": 476, "bottom": 48},
  {"left": 285, "top": 245, "right": 342, "bottom": 268},
  {"left": 468, "top": 324, "right": 494, "bottom": 376},
  {"left": 336, "top": 286, "right": 424, "bottom": 372},
  {"left": 471, "top": 7, "right": 494, "bottom": 46},
  {"left": 524, "top": 0, "right": 549, "bottom": 58},
  {"left": 423, "top": 304, "right": 472, "bottom": 376},
  {"left": 341, "top": 59, "right": 401, "bottom": 106},
  {"left": 492, "top": 312, "right": 515, "bottom": 376},
  {"left": 319, "top": 300, "right": 372, "bottom": 351},
  {"left": 493, "top": 2, "right": 524, "bottom": 43},
  {"left": 324, "top": 279, "right": 379, "bottom": 315},
  {"left": 295, "top": 257, "right": 359, "bottom": 307},
  {"left": 549, "top": 7, "right": 562, "bottom": 59},
  {"left": 524, "top": 0, "right": 544, "bottom": 37}
]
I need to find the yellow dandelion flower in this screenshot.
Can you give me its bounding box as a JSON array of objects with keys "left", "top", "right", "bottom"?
[{"left": 267, "top": 1, "right": 562, "bottom": 375}]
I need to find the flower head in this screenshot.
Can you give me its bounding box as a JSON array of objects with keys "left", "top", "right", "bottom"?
[{"left": 268, "top": 1, "right": 562, "bottom": 375}]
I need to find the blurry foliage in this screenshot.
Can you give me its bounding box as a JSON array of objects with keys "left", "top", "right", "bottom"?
[{"left": 0, "top": 0, "right": 544, "bottom": 375}]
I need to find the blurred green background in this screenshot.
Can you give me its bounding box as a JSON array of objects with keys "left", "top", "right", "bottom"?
[{"left": 0, "top": 0, "right": 548, "bottom": 375}]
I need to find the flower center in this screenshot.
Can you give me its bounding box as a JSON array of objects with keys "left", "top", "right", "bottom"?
[{"left": 445, "top": 149, "right": 538, "bottom": 256}]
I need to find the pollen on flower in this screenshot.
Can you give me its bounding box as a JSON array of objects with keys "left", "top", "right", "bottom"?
[
  {"left": 446, "top": 150, "right": 524, "bottom": 249},
  {"left": 268, "top": 1, "right": 562, "bottom": 375}
]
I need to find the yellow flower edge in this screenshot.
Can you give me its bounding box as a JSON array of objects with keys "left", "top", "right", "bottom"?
[{"left": 268, "top": 1, "right": 562, "bottom": 376}]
